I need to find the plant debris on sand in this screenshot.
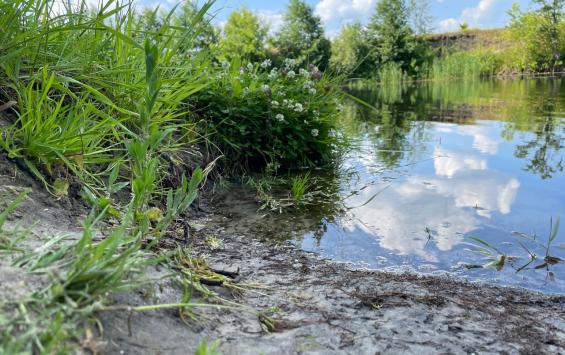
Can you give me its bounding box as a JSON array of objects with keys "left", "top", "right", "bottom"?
[
  {"left": 1, "top": 126, "right": 564, "bottom": 354},
  {"left": 99, "top": 201, "right": 565, "bottom": 355}
]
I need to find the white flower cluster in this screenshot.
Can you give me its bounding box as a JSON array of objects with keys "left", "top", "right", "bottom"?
[
  {"left": 311, "top": 129, "right": 319, "bottom": 137},
  {"left": 284, "top": 58, "right": 296, "bottom": 68},
  {"left": 221, "top": 60, "right": 230, "bottom": 69},
  {"left": 287, "top": 70, "right": 296, "bottom": 79},
  {"left": 299, "top": 68, "right": 310, "bottom": 78},
  {"left": 280, "top": 99, "right": 306, "bottom": 113},
  {"left": 282, "top": 99, "right": 294, "bottom": 108},
  {"left": 328, "top": 128, "right": 343, "bottom": 138},
  {"left": 303, "top": 80, "right": 316, "bottom": 95},
  {"left": 246, "top": 63, "right": 254, "bottom": 71},
  {"left": 260, "top": 59, "right": 272, "bottom": 69},
  {"left": 268, "top": 68, "right": 278, "bottom": 80},
  {"left": 271, "top": 100, "right": 279, "bottom": 108},
  {"left": 275, "top": 113, "right": 286, "bottom": 123}
]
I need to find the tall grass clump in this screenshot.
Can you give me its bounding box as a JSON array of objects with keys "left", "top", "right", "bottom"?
[
  {"left": 425, "top": 49, "right": 503, "bottom": 80},
  {"left": 375, "top": 62, "right": 410, "bottom": 85},
  {"left": 0, "top": 0, "right": 223, "bottom": 351},
  {"left": 0, "top": 0, "right": 213, "bottom": 196}
]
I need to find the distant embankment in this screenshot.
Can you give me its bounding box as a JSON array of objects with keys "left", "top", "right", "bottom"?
[{"left": 424, "top": 29, "right": 509, "bottom": 53}]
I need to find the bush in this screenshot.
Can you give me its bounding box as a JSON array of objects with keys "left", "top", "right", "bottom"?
[{"left": 190, "top": 58, "right": 343, "bottom": 171}]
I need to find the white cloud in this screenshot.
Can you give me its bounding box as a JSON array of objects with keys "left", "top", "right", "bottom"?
[
  {"left": 315, "top": 0, "right": 376, "bottom": 23},
  {"left": 256, "top": 10, "right": 284, "bottom": 34},
  {"left": 437, "top": 0, "right": 512, "bottom": 32},
  {"left": 344, "top": 178, "right": 480, "bottom": 258},
  {"left": 458, "top": 125, "right": 501, "bottom": 155},
  {"left": 342, "top": 161, "right": 520, "bottom": 257},
  {"left": 419, "top": 172, "right": 520, "bottom": 218},
  {"left": 439, "top": 18, "right": 459, "bottom": 32},
  {"left": 460, "top": 0, "right": 498, "bottom": 25},
  {"left": 434, "top": 148, "right": 488, "bottom": 178}
]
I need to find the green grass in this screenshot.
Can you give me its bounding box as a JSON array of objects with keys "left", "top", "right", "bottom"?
[
  {"left": 465, "top": 217, "right": 563, "bottom": 274},
  {"left": 0, "top": 0, "right": 346, "bottom": 351},
  {"left": 290, "top": 173, "right": 310, "bottom": 205}
]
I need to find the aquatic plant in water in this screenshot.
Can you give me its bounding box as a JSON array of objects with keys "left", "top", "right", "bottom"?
[{"left": 465, "top": 217, "right": 563, "bottom": 279}]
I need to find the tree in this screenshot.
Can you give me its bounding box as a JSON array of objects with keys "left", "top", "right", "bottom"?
[
  {"left": 409, "top": 0, "right": 434, "bottom": 35},
  {"left": 173, "top": 0, "right": 218, "bottom": 53},
  {"left": 273, "top": 0, "right": 331, "bottom": 70},
  {"left": 139, "top": 7, "right": 162, "bottom": 33},
  {"left": 533, "top": 0, "right": 565, "bottom": 72},
  {"left": 330, "top": 23, "right": 371, "bottom": 77},
  {"left": 367, "top": 0, "right": 418, "bottom": 71},
  {"left": 216, "top": 7, "right": 267, "bottom": 62},
  {"left": 507, "top": 2, "right": 565, "bottom": 72},
  {"left": 515, "top": 116, "right": 564, "bottom": 179}
]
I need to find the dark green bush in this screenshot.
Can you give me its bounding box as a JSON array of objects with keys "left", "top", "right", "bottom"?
[{"left": 190, "top": 58, "right": 343, "bottom": 171}]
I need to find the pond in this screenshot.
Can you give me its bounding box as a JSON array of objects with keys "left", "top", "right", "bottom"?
[{"left": 298, "top": 78, "right": 565, "bottom": 294}]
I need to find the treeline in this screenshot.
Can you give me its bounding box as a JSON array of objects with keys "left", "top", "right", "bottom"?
[
  {"left": 331, "top": 0, "right": 565, "bottom": 81},
  {"left": 156, "top": 0, "right": 565, "bottom": 82},
  {"left": 142, "top": 0, "right": 332, "bottom": 71}
]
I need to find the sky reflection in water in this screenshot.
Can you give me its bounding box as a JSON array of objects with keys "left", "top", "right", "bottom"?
[{"left": 301, "top": 79, "right": 565, "bottom": 293}]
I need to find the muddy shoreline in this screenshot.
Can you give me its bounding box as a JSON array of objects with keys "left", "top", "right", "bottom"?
[
  {"left": 1, "top": 156, "right": 564, "bottom": 354},
  {"left": 99, "top": 204, "right": 565, "bottom": 354}
]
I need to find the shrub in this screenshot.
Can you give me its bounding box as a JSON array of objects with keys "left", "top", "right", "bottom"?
[{"left": 190, "top": 58, "right": 343, "bottom": 171}]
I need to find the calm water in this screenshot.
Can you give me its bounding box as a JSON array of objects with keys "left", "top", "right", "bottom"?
[{"left": 300, "top": 78, "right": 565, "bottom": 293}]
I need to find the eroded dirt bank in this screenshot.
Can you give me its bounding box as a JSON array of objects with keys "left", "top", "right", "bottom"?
[{"left": 100, "top": 209, "right": 565, "bottom": 355}]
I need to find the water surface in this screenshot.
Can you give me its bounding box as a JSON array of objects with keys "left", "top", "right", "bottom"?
[{"left": 300, "top": 78, "right": 565, "bottom": 293}]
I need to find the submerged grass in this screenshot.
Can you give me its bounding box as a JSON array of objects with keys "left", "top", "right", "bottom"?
[{"left": 465, "top": 217, "right": 564, "bottom": 276}]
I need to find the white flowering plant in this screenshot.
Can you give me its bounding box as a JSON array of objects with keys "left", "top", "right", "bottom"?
[{"left": 189, "top": 58, "right": 344, "bottom": 170}]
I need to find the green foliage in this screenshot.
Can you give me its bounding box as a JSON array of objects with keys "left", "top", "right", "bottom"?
[
  {"left": 190, "top": 58, "right": 343, "bottom": 170},
  {"left": 217, "top": 7, "right": 268, "bottom": 62},
  {"left": 425, "top": 49, "right": 502, "bottom": 79},
  {"left": 0, "top": 71, "right": 118, "bottom": 190},
  {"left": 0, "top": 0, "right": 214, "bottom": 195},
  {"left": 0, "top": 4, "right": 210, "bottom": 350},
  {"left": 290, "top": 173, "right": 310, "bottom": 205},
  {"left": 329, "top": 0, "right": 565, "bottom": 81},
  {"left": 330, "top": 23, "right": 371, "bottom": 77},
  {"left": 175, "top": 0, "right": 219, "bottom": 52},
  {"left": 534, "top": 0, "right": 565, "bottom": 70},
  {"left": 367, "top": 0, "right": 419, "bottom": 71},
  {"left": 195, "top": 340, "right": 222, "bottom": 355},
  {"left": 273, "top": 0, "right": 331, "bottom": 71},
  {"left": 329, "top": 0, "right": 430, "bottom": 80},
  {"left": 408, "top": 0, "right": 434, "bottom": 35},
  {"left": 466, "top": 217, "right": 563, "bottom": 273},
  {"left": 0, "top": 0, "right": 349, "bottom": 351},
  {"left": 505, "top": 3, "right": 565, "bottom": 72}
]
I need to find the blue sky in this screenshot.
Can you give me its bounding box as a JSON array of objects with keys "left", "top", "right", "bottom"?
[{"left": 137, "top": 0, "right": 538, "bottom": 35}]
